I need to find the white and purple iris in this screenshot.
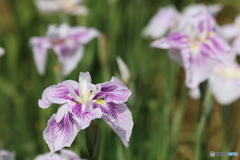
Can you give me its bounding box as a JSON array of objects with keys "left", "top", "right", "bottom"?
[
  {"left": 39, "top": 72, "right": 133, "bottom": 154},
  {"left": 0, "top": 149, "right": 15, "bottom": 160},
  {"left": 30, "top": 23, "right": 99, "bottom": 76},
  {"left": 35, "top": 0, "right": 88, "bottom": 15},
  {"left": 34, "top": 149, "right": 84, "bottom": 160},
  {"left": 0, "top": 47, "right": 5, "bottom": 57},
  {"left": 151, "top": 11, "right": 235, "bottom": 89}
]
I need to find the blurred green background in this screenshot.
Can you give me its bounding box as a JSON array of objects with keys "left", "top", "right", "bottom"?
[{"left": 1, "top": 0, "right": 240, "bottom": 159}]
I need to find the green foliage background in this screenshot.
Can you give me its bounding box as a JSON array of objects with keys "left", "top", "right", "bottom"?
[{"left": 0, "top": 0, "right": 240, "bottom": 160}]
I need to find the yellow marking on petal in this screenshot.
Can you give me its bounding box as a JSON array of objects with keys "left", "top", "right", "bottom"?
[
  {"left": 191, "top": 44, "right": 199, "bottom": 53},
  {"left": 208, "top": 32, "right": 215, "bottom": 37},
  {"left": 96, "top": 99, "right": 106, "bottom": 106}
]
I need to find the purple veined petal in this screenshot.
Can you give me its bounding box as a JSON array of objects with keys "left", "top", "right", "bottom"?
[
  {"left": 34, "top": 152, "right": 62, "bottom": 160},
  {"left": 39, "top": 80, "right": 79, "bottom": 108},
  {"left": 60, "top": 149, "right": 81, "bottom": 160},
  {"left": 35, "top": 0, "right": 61, "bottom": 14},
  {"left": 204, "top": 34, "right": 236, "bottom": 63},
  {"left": 181, "top": 47, "right": 215, "bottom": 89},
  {"left": 220, "top": 24, "right": 239, "bottom": 41},
  {"left": 94, "top": 102, "right": 133, "bottom": 147},
  {"left": 209, "top": 64, "right": 240, "bottom": 105},
  {"left": 54, "top": 44, "right": 84, "bottom": 76},
  {"left": 142, "top": 5, "right": 180, "bottom": 39},
  {"left": 168, "top": 48, "right": 183, "bottom": 66},
  {"left": 43, "top": 112, "right": 81, "bottom": 155},
  {"left": 30, "top": 37, "right": 52, "bottom": 75},
  {"left": 95, "top": 77, "right": 132, "bottom": 104},
  {"left": 69, "top": 27, "right": 99, "bottom": 45},
  {"left": 72, "top": 103, "right": 102, "bottom": 129},
  {"left": 0, "top": 150, "right": 15, "bottom": 160}
]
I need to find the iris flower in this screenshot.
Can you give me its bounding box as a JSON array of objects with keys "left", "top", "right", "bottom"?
[
  {"left": 34, "top": 149, "right": 84, "bottom": 160},
  {"left": 0, "top": 150, "right": 15, "bottom": 160},
  {"left": 0, "top": 47, "right": 5, "bottom": 57},
  {"left": 39, "top": 72, "right": 133, "bottom": 154},
  {"left": 151, "top": 11, "right": 235, "bottom": 89},
  {"left": 30, "top": 23, "right": 99, "bottom": 76},
  {"left": 35, "top": 0, "right": 88, "bottom": 15}
]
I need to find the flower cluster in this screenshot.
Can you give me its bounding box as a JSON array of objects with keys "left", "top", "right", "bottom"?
[
  {"left": 30, "top": 23, "right": 99, "bottom": 76},
  {"left": 39, "top": 72, "right": 133, "bottom": 154}
]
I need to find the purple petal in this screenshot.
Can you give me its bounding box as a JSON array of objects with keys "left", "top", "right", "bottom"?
[
  {"left": 72, "top": 103, "right": 102, "bottom": 129},
  {"left": 60, "top": 149, "right": 81, "bottom": 160},
  {"left": 95, "top": 77, "right": 131, "bottom": 104},
  {"left": 30, "top": 37, "right": 52, "bottom": 75},
  {"left": 54, "top": 44, "right": 84, "bottom": 76},
  {"left": 43, "top": 113, "right": 80, "bottom": 155},
  {"left": 181, "top": 47, "right": 215, "bottom": 89},
  {"left": 69, "top": 27, "right": 99, "bottom": 44},
  {"left": 221, "top": 24, "right": 239, "bottom": 41},
  {"left": 168, "top": 48, "right": 183, "bottom": 66},
  {"left": 94, "top": 102, "right": 133, "bottom": 147},
  {"left": 39, "top": 80, "right": 79, "bottom": 108}
]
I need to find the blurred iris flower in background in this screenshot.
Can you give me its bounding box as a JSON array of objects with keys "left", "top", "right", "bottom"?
[
  {"left": 0, "top": 150, "right": 15, "bottom": 160},
  {"left": 39, "top": 72, "right": 133, "bottom": 154},
  {"left": 30, "top": 23, "right": 99, "bottom": 76},
  {"left": 35, "top": 0, "right": 88, "bottom": 15},
  {"left": 34, "top": 149, "right": 84, "bottom": 160},
  {"left": 151, "top": 11, "right": 235, "bottom": 89}
]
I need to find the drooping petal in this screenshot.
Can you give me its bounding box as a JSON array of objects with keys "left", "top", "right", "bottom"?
[
  {"left": 181, "top": 46, "right": 215, "bottom": 89},
  {"left": 30, "top": 37, "right": 52, "bottom": 75},
  {"left": 72, "top": 103, "right": 102, "bottom": 129},
  {"left": 209, "top": 64, "right": 240, "bottom": 105},
  {"left": 142, "top": 6, "right": 179, "bottom": 39},
  {"left": 189, "top": 88, "right": 201, "bottom": 99},
  {"left": 94, "top": 102, "right": 133, "bottom": 147},
  {"left": 151, "top": 32, "right": 189, "bottom": 49},
  {"left": 95, "top": 77, "right": 132, "bottom": 104},
  {"left": 43, "top": 113, "right": 80, "bottom": 155},
  {"left": 69, "top": 27, "right": 99, "bottom": 44},
  {"left": 60, "top": 149, "right": 81, "bottom": 160},
  {"left": 34, "top": 153, "right": 61, "bottom": 160},
  {"left": 39, "top": 80, "right": 79, "bottom": 108},
  {"left": 0, "top": 47, "right": 5, "bottom": 57},
  {"left": 54, "top": 44, "right": 84, "bottom": 76}
]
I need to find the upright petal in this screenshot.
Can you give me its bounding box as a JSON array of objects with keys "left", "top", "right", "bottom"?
[
  {"left": 95, "top": 77, "right": 132, "bottom": 104},
  {"left": 60, "top": 149, "right": 81, "bottom": 160},
  {"left": 0, "top": 47, "right": 5, "bottom": 57},
  {"left": 30, "top": 37, "right": 52, "bottom": 75},
  {"left": 94, "top": 102, "right": 133, "bottom": 147},
  {"left": 142, "top": 6, "right": 179, "bottom": 39},
  {"left": 72, "top": 103, "right": 102, "bottom": 129},
  {"left": 34, "top": 153, "right": 61, "bottom": 160},
  {"left": 116, "top": 56, "right": 131, "bottom": 83},
  {"left": 39, "top": 80, "right": 79, "bottom": 108},
  {"left": 43, "top": 113, "right": 80, "bottom": 154}
]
